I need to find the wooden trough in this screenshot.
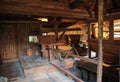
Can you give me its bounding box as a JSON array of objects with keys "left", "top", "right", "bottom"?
[{"left": 18, "top": 55, "right": 84, "bottom": 82}]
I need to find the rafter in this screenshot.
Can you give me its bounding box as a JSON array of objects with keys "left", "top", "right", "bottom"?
[
  {"left": 69, "top": 0, "right": 84, "bottom": 9},
  {"left": 0, "top": 0, "right": 66, "bottom": 9},
  {"left": 0, "top": 0, "right": 89, "bottom": 19},
  {"left": 68, "top": 0, "right": 94, "bottom": 17}
]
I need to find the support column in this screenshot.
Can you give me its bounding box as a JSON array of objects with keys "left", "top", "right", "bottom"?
[
  {"left": 97, "top": 0, "right": 104, "bottom": 82},
  {"left": 87, "top": 22, "right": 91, "bottom": 58},
  {"left": 54, "top": 17, "right": 59, "bottom": 49}
]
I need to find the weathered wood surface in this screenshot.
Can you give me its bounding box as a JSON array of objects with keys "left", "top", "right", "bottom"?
[
  {"left": 0, "top": 62, "right": 24, "bottom": 79},
  {"left": 39, "top": 35, "right": 56, "bottom": 44},
  {"left": 39, "top": 35, "right": 68, "bottom": 45},
  {"left": 70, "top": 54, "right": 98, "bottom": 64},
  {"left": 18, "top": 55, "right": 43, "bottom": 69},
  {"left": 89, "top": 40, "right": 120, "bottom": 64},
  {"left": 0, "top": 60, "right": 76, "bottom": 82},
  {"left": 18, "top": 55, "right": 49, "bottom": 77},
  {"left": 97, "top": 0, "right": 104, "bottom": 81},
  {"left": 51, "top": 49, "right": 98, "bottom": 64},
  {"left": 0, "top": 21, "right": 40, "bottom": 24},
  {"left": 19, "top": 55, "right": 74, "bottom": 77},
  {"left": 0, "top": 25, "right": 17, "bottom": 59},
  {"left": 0, "top": 0, "right": 89, "bottom": 18},
  {"left": 78, "top": 60, "right": 119, "bottom": 82},
  {"left": 13, "top": 71, "right": 77, "bottom": 82},
  {"left": 0, "top": 23, "right": 39, "bottom": 59},
  {"left": 51, "top": 62, "right": 84, "bottom": 82},
  {"left": 69, "top": 35, "right": 81, "bottom": 43},
  {"left": 87, "top": 12, "right": 120, "bottom": 22},
  {"left": 0, "top": 0, "right": 67, "bottom": 10},
  {"left": 51, "top": 58, "right": 74, "bottom": 69}
]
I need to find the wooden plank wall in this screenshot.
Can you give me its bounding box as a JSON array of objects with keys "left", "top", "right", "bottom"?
[
  {"left": 88, "top": 39, "right": 120, "bottom": 64},
  {"left": 0, "top": 22, "right": 39, "bottom": 59}
]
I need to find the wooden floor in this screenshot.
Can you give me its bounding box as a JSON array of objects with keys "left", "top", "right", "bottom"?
[
  {"left": 0, "top": 58, "right": 79, "bottom": 82},
  {"left": 0, "top": 61, "right": 24, "bottom": 80}
]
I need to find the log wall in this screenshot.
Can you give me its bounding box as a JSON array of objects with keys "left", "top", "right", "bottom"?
[{"left": 0, "top": 22, "right": 39, "bottom": 59}]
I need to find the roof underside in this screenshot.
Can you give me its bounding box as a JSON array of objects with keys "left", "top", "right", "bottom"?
[{"left": 0, "top": 0, "right": 120, "bottom": 32}]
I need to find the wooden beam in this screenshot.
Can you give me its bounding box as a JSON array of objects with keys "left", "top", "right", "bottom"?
[
  {"left": 40, "top": 27, "right": 81, "bottom": 32},
  {"left": 0, "top": 3, "right": 89, "bottom": 19},
  {"left": 90, "top": 0, "right": 96, "bottom": 11},
  {"left": 60, "top": 28, "right": 81, "bottom": 31},
  {"left": 61, "top": 18, "right": 78, "bottom": 23},
  {"left": 87, "top": 12, "right": 120, "bottom": 22},
  {"left": 83, "top": 5, "right": 93, "bottom": 17},
  {"left": 87, "top": 22, "right": 91, "bottom": 58},
  {"left": 69, "top": 0, "right": 94, "bottom": 17},
  {"left": 97, "top": 0, "right": 104, "bottom": 82},
  {"left": 70, "top": 54, "right": 98, "bottom": 64},
  {"left": 69, "top": 0, "right": 84, "bottom": 9},
  {"left": 64, "top": 0, "right": 70, "bottom": 9},
  {"left": 57, "top": 27, "right": 81, "bottom": 41},
  {"left": 72, "top": 46, "right": 80, "bottom": 55},
  {"left": 53, "top": 17, "right": 59, "bottom": 48},
  {"left": 0, "top": 0, "right": 67, "bottom": 9},
  {"left": 57, "top": 30, "right": 66, "bottom": 42},
  {"left": 51, "top": 62, "right": 84, "bottom": 82},
  {"left": 51, "top": 49, "right": 98, "bottom": 64},
  {"left": 0, "top": 20, "right": 40, "bottom": 23}
]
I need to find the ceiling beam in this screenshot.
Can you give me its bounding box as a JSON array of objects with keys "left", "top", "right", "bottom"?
[
  {"left": 69, "top": 0, "right": 84, "bottom": 9},
  {"left": 87, "top": 12, "right": 120, "bottom": 22},
  {"left": 40, "top": 27, "right": 81, "bottom": 33},
  {"left": 0, "top": 20, "right": 40, "bottom": 24},
  {"left": 69, "top": 0, "right": 94, "bottom": 17},
  {"left": 60, "top": 28, "right": 81, "bottom": 31},
  {"left": 0, "top": 0, "right": 67, "bottom": 9},
  {"left": 83, "top": 5, "right": 93, "bottom": 17},
  {"left": 0, "top": 2, "right": 89, "bottom": 19}
]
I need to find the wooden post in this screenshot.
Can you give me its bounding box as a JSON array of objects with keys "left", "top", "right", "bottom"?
[
  {"left": 46, "top": 45, "right": 50, "bottom": 62},
  {"left": 87, "top": 22, "right": 91, "bottom": 58},
  {"left": 118, "top": 53, "right": 120, "bottom": 82},
  {"left": 54, "top": 17, "right": 59, "bottom": 49},
  {"left": 87, "top": 22, "right": 90, "bottom": 40},
  {"left": 97, "top": 0, "right": 104, "bottom": 82}
]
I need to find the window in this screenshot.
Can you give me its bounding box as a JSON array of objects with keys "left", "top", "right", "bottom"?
[
  {"left": 90, "top": 21, "right": 109, "bottom": 40},
  {"left": 114, "top": 19, "right": 120, "bottom": 40},
  {"left": 29, "top": 36, "right": 39, "bottom": 43},
  {"left": 42, "top": 32, "right": 47, "bottom": 36}
]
